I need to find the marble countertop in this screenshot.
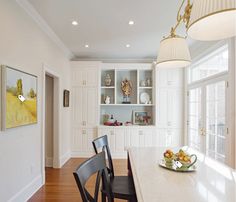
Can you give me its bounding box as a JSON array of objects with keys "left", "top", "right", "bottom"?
[{"left": 128, "top": 147, "right": 236, "bottom": 202}]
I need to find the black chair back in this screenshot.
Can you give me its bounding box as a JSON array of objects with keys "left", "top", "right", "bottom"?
[
  {"left": 92, "top": 135, "right": 115, "bottom": 178},
  {"left": 73, "top": 151, "right": 113, "bottom": 202}
]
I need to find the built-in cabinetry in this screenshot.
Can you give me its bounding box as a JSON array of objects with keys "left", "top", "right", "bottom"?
[
  {"left": 99, "top": 64, "right": 155, "bottom": 125},
  {"left": 156, "top": 68, "right": 184, "bottom": 147},
  {"left": 70, "top": 62, "right": 184, "bottom": 158},
  {"left": 97, "top": 126, "right": 156, "bottom": 158},
  {"left": 71, "top": 61, "right": 100, "bottom": 157}
]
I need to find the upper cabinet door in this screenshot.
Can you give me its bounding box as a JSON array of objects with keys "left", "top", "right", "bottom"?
[
  {"left": 85, "top": 68, "right": 98, "bottom": 87},
  {"left": 86, "top": 87, "right": 98, "bottom": 127},
  {"left": 167, "top": 89, "right": 184, "bottom": 128},
  {"left": 71, "top": 87, "right": 83, "bottom": 126},
  {"left": 71, "top": 68, "right": 86, "bottom": 86}
]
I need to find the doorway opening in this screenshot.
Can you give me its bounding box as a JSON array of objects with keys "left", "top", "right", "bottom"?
[
  {"left": 45, "top": 75, "right": 54, "bottom": 167},
  {"left": 42, "top": 67, "right": 61, "bottom": 184}
]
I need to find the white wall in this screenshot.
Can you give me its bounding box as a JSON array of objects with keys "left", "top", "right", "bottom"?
[{"left": 0, "top": 0, "right": 71, "bottom": 201}]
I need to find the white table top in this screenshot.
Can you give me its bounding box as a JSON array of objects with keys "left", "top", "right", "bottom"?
[{"left": 128, "top": 147, "right": 236, "bottom": 202}]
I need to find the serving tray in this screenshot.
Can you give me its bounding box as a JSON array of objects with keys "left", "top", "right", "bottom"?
[{"left": 159, "top": 159, "right": 197, "bottom": 172}]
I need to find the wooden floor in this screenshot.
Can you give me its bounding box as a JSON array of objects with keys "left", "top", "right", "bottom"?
[{"left": 29, "top": 158, "right": 127, "bottom": 202}]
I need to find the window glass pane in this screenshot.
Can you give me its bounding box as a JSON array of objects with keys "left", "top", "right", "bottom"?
[
  {"left": 189, "top": 45, "right": 228, "bottom": 83},
  {"left": 206, "top": 81, "right": 226, "bottom": 163},
  {"left": 188, "top": 88, "right": 202, "bottom": 151}
]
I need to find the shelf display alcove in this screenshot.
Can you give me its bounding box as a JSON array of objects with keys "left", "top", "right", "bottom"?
[{"left": 99, "top": 64, "right": 155, "bottom": 126}]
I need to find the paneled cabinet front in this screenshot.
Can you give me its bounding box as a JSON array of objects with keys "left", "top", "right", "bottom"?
[
  {"left": 71, "top": 62, "right": 99, "bottom": 157},
  {"left": 98, "top": 127, "right": 156, "bottom": 158},
  {"left": 71, "top": 127, "right": 97, "bottom": 154},
  {"left": 72, "top": 86, "right": 98, "bottom": 128}
]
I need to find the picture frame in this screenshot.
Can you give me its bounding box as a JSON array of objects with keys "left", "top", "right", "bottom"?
[
  {"left": 133, "top": 111, "right": 150, "bottom": 125},
  {"left": 1, "top": 65, "right": 37, "bottom": 130},
  {"left": 63, "top": 90, "right": 70, "bottom": 107}
]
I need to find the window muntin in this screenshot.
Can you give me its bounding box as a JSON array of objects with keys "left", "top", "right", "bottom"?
[{"left": 189, "top": 45, "right": 228, "bottom": 83}]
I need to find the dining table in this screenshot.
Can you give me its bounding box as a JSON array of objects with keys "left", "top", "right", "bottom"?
[{"left": 127, "top": 147, "right": 236, "bottom": 202}]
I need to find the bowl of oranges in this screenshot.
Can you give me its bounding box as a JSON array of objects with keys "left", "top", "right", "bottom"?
[
  {"left": 163, "top": 149, "right": 197, "bottom": 169},
  {"left": 163, "top": 149, "right": 174, "bottom": 166},
  {"left": 174, "top": 149, "right": 197, "bottom": 168}
]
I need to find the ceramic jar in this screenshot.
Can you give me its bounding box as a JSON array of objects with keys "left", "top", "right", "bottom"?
[{"left": 105, "top": 74, "right": 112, "bottom": 86}]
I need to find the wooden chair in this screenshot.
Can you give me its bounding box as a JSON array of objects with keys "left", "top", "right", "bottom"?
[
  {"left": 73, "top": 151, "right": 113, "bottom": 202},
  {"left": 92, "top": 135, "right": 137, "bottom": 202}
]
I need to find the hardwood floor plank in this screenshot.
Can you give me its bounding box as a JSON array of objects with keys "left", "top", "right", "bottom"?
[{"left": 29, "top": 158, "right": 127, "bottom": 202}]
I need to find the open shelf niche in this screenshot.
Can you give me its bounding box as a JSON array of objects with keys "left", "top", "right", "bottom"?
[{"left": 99, "top": 67, "right": 155, "bottom": 126}]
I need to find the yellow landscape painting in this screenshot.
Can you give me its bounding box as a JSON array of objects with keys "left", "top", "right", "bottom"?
[{"left": 5, "top": 67, "right": 37, "bottom": 128}]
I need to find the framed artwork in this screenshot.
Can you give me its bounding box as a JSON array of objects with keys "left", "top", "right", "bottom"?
[
  {"left": 1, "top": 65, "right": 37, "bottom": 130},
  {"left": 133, "top": 111, "right": 150, "bottom": 125},
  {"left": 63, "top": 90, "right": 70, "bottom": 107}
]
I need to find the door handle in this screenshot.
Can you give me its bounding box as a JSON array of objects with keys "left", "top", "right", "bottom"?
[{"left": 200, "top": 128, "right": 206, "bottom": 136}]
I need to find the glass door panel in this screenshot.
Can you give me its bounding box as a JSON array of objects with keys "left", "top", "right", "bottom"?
[
  {"left": 206, "top": 81, "right": 226, "bottom": 163},
  {"left": 188, "top": 88, "right": 203, "bottom": 151}
]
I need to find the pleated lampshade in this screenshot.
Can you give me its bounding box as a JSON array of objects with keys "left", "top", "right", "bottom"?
[
  {"left": 188, "top": 0, "right": 236, "bottom": 41},
  {"left": 156, "top": 36, "right": 191, "bottom": 68}
]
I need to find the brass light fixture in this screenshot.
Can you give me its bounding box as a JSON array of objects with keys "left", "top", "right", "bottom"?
[{"left": 156, "top": 0, "right": 236, "bottom": 68}]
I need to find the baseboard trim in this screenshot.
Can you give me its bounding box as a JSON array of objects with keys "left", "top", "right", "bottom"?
[
  {"left": 8, "top": 175, "right": 43, "bottom": 202},
  {"left": 59, "top": 150, "right": 71, "bottom": 167},
  {"left": 70, "top": 151, "right": 94, "bottom": 158},
  {"left": 45, "top": 157, "right": 53, "bottom": 167}
]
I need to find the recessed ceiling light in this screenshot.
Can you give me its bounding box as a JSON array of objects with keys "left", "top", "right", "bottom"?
[
  {"left": 85, "top": 44, "right": 89, "bottom": 48},
  {"left": 128, "top": 20, "right": 134, "bottom": 25},
  {"left": 126, "top": 44, "right": 130, "bottom": 48},
  {"left": 72, "top": 21, "right": 78, "bottom": 26}
]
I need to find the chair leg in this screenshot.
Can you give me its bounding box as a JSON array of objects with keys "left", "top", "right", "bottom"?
[{"left": 101, "top": 192, "right": 106, "bottom": 202}]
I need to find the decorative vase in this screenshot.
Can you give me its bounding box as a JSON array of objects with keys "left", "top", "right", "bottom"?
[{"left": 105, "top": 74, "right": 112, "bottom": 86}]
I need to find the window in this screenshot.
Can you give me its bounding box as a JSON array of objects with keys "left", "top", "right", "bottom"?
[
  {"left": 187, "top": 44, "right": 229, "bottom": 164},
  {"left": 188, "top": 45, "right": 228, "bottom": 83}
]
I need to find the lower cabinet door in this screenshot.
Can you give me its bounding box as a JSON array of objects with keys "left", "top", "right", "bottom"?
[
  {"left": 86, "top": 128, "right": 97, "bottom": 152},
  {"left": 114, "top": 128, "right": 125, "bottom": 153},
  {"left": 71, "top": 127, "right": 97, "bottom": 153},
  {"left": 71, "top": 127, "right": 83, "bottom": 152},
  {"left": 129, "top": 129, "right": 140, "bottom": 147},
  {"left": 157, "top": 128, "right": 182, "bottom": 147}
]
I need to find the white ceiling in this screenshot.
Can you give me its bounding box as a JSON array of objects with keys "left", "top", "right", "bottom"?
[{"left": 28, "top": 0, "right": 194, "bottom": 60}]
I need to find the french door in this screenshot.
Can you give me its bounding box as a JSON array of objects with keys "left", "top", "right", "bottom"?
[{"left": 188, "top": 78, "right": 228, "bottom": 164}]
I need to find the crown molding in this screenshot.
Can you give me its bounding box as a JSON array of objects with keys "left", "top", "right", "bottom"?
[
  {"left": 16, "top": 0, "right": 74, "bottom": 59},
  {"left": 72, "top": 57, "right": 155, "bottom": 63}
]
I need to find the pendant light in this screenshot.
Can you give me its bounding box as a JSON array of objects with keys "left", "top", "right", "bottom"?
[
  {"left": 156, "top": 0, "right": 192, "bottom": 68},
  {"left": 188, "top": 0, "right": 236, "bottom": 41},
  {"left": 156, "top": 0, "right": 236, "bottom": 68},
  {"left": 156, "top": 36, "right": 191, "bottom": 68}
]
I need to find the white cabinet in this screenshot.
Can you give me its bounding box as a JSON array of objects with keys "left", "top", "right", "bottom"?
[
  {"left": 156, "top": 128, "right": 182, "bottom": 147},
  {"left": 98, "top": 127, "right": 156, "bottom": 158},
  {"left": 71, "top": 62, "right": 99, "bottom": 87},
  {"left": 71, "top": 127, "right": 97, "bottom": 154},
  {"left": 156, "top": 68, "right": 184, "bottom": 147},
  {"left": 71, "top": 62, "right": 99, "bottom": 157},
  {"left": 72, "top": 87, "right": 98, "bottom": 127},
  {"left": 97, "top": 127, "right": 126, "bottom": 157}
]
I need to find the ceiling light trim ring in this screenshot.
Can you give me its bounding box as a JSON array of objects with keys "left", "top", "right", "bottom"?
[{"left": 187, "top": 8, "right": 236, "bottom": 30}]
